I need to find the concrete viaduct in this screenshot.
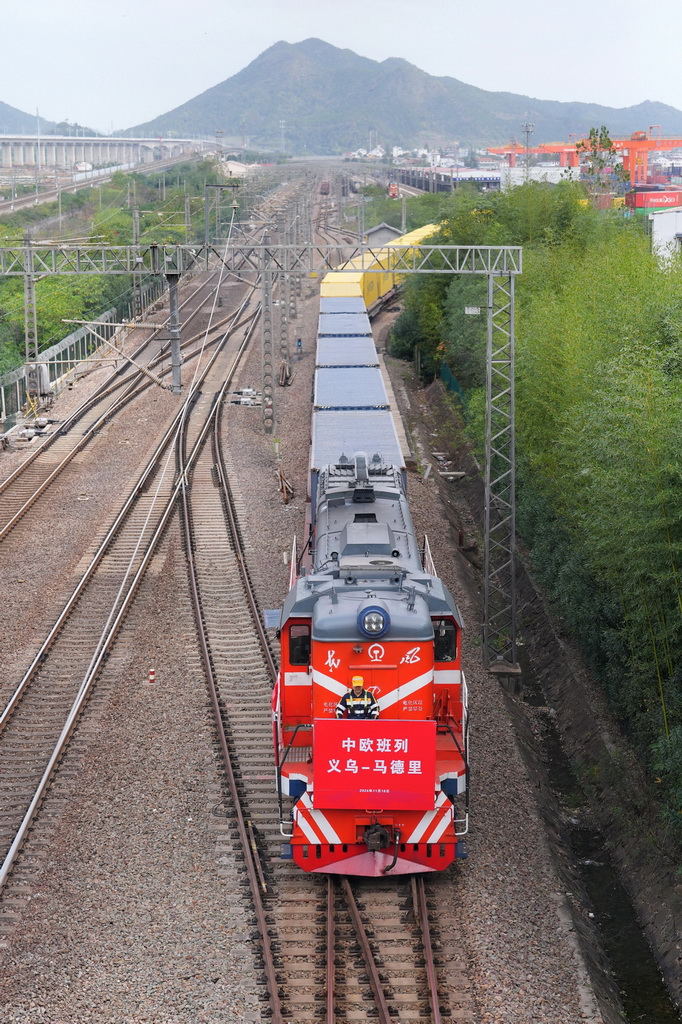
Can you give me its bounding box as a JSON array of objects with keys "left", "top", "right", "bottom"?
[{"left": 0, "top": 135, "right": 213, "bottom": 171}]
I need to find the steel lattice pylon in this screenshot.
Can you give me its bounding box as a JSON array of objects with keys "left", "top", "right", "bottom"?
[
  {"left": 261, "top": 268, "right": 275, "bottom": 434},
  {"left": 483, "top": 274, "right": 518, "bottom": 670}
]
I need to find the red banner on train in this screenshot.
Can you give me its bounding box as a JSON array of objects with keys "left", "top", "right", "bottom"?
[{"left": 312, "top": 719, "right": 436, "bottom": 811}]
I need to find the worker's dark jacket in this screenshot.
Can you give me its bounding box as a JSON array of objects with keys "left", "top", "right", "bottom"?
[{"left": 335, "top": 689, "right": 379, "bottom": 720}]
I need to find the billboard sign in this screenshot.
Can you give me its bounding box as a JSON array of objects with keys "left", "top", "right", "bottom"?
[{"left": 313, "top": 718, "right": 436, "bottom": 810}]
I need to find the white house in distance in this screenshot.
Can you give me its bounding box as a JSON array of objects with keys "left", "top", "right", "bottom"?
[{"left": 647, "top": 206, "right": 682, "bottom": 261}]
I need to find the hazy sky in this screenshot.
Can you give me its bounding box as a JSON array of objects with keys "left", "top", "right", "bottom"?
[{"left": 3, "top": 0, "right": 681, "bottom": 133}]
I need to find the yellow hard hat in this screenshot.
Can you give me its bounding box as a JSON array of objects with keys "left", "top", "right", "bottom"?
[{"left": 351, "top": 675, "right": 364, "bottom": 687}]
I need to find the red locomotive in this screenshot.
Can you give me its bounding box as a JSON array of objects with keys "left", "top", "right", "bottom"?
[
  {"left": 274, "top": 447, "right": 469, "bottom": 875},
  {"left": 273, "top": 267, "right": 468, "bottom": 876}
]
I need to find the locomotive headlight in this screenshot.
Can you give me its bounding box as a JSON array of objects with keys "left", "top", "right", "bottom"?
[
  {"left": 358, "top": 606, "right": 390, "bottom": 638},
  {"left": 364, "top": 611, "right": 384, "bottom": 633}
]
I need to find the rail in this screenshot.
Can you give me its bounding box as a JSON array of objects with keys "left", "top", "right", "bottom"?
[
  {"left": 0, "top": 294, "right": 255, "bottom": 895},
  {"left": 339, "top": 878, "right": 392, "bottom": 1024},
  {"left": 0, "top": 288, "right": 257, "bottom": 543},
  {"left": 0, "top": 272, "right": 223, "bottom": 499},
  {"left": 179, "top": 309, "right": 283, "bottom": 1022},
  {"left": 412, "top": 876, "right": 442, "bottom": 1024}
]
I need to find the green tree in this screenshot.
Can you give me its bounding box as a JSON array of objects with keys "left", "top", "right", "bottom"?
[
  {"left": 576, "top": 125, "right": 628, "bottom": 193},
  {"left": 389, "top": 175, "right": 682, "bottom": 840}
]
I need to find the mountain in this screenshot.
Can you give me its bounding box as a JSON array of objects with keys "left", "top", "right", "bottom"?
[
  {"left": 124, "top": 39, "right": 682, "bottom": 153},
  {"left": 0, "top": 101, "right": 55, "bottom": 135}
]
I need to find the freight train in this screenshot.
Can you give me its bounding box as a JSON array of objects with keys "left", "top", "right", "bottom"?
[{"left": 273, "top": 227, "right": 469, "bottom": 875}]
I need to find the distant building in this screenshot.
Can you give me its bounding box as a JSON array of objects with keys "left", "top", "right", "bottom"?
[
  {"left": 500, "top": 166, "right": 581, "bottom": 189},
  {"left": 647, "top": 206, "right": 682, "bottom": 262},
  {"left": 224, "top": 160, "right": 248, "bottom": 176},
  {"left": 365, "top": 222, "right": 403, "bottom": 246}
]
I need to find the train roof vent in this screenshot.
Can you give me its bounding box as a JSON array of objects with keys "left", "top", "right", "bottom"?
[
  {"left": 353, "top": 451, "right": 369, "bottom": 482},
  {"left": 339, "top": 522, "right": 395, "bottom": 557},
  {"left": 352, "top": 485, "right": 375, "bottom": 503},
  {"left": 354, "top": 513, "right": 378, "bottom": 523}
]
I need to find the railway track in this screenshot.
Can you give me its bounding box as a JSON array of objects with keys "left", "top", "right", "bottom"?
[
  {"left": 178, "top": 315, "right": 466, "bottom": 1023},
  {"left": 329, "top": 875, "right": 445, "bottom": 1023},
  {"left": 0, "top": 182, "right": 307, "bottom": 544},
  {"left": 0, "top": 272, "right": 256, "bottom": 541},
  {"left": 0, "top": 297, "right": 255, "bottom": 923},
  {"left": 0, "top": 181, "right": 476, "bottom": 1020}
]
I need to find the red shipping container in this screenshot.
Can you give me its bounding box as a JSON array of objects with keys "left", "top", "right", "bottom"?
[
  {"left": 313, "top": 718, "right": 436, "bottom": 811},
  {"left": 626, "top": 190, "right": 682, "bottom": 209}
]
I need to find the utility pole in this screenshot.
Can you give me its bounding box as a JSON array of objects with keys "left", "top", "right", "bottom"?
[
  {"left": 23, "top": 235, "right": 39, "bottom": 408},
  {"left": 215, "top": 129, "right": 224, "bottom": 165},
  {"left": 167, "top": 274, "right": 182, "bottom": 395},
  {"left": 204, "top": 182, "right": 240, "bottom": 246},
  {"left": 204, "top": 186, "right": 210, "bottom": 247},
  {"left": 36, "top": 109, "right": 42, "bottom": 178},
  {"left": 522, "top": 121, "right": 535, "bottom": 182},
  {"left": 184, "top": 190, "right": 191, "bottom": 242},
  {"left": 279, "top": 120, "right": 285, "bottom": 155},
  {"left": 132, "top": 208, "right": 142, "bottom": 318}
]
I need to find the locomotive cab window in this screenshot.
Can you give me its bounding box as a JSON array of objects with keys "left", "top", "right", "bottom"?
[
  {"left": 434, "top": 619, "right": 457, "bottom": 662},
  {"left": 289, "top": 623, "right": 311, "bottom": 666}
]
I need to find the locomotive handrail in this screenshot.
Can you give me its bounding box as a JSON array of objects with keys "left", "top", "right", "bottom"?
[
  {"left": 277, "top": 722, "right": 309, "bottom": 830},
  {"left": 439, "top": 718, "right": 470, "bottom": 833},
  {"left": 437, "top": 718, "right": 467, "bottom": 763},
  {"left": 422, "top": 533, "right": 437, "bottom": 576},
  {"left": 295, "top": 530, "right": 313, "bottom": 575},
  {"left": 288, "top": 535, "right": 298, "bottom": 588}
]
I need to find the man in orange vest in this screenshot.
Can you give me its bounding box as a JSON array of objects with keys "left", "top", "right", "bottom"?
[{"left": 335, "top": 675, "right": 379, "bottom": 720}]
